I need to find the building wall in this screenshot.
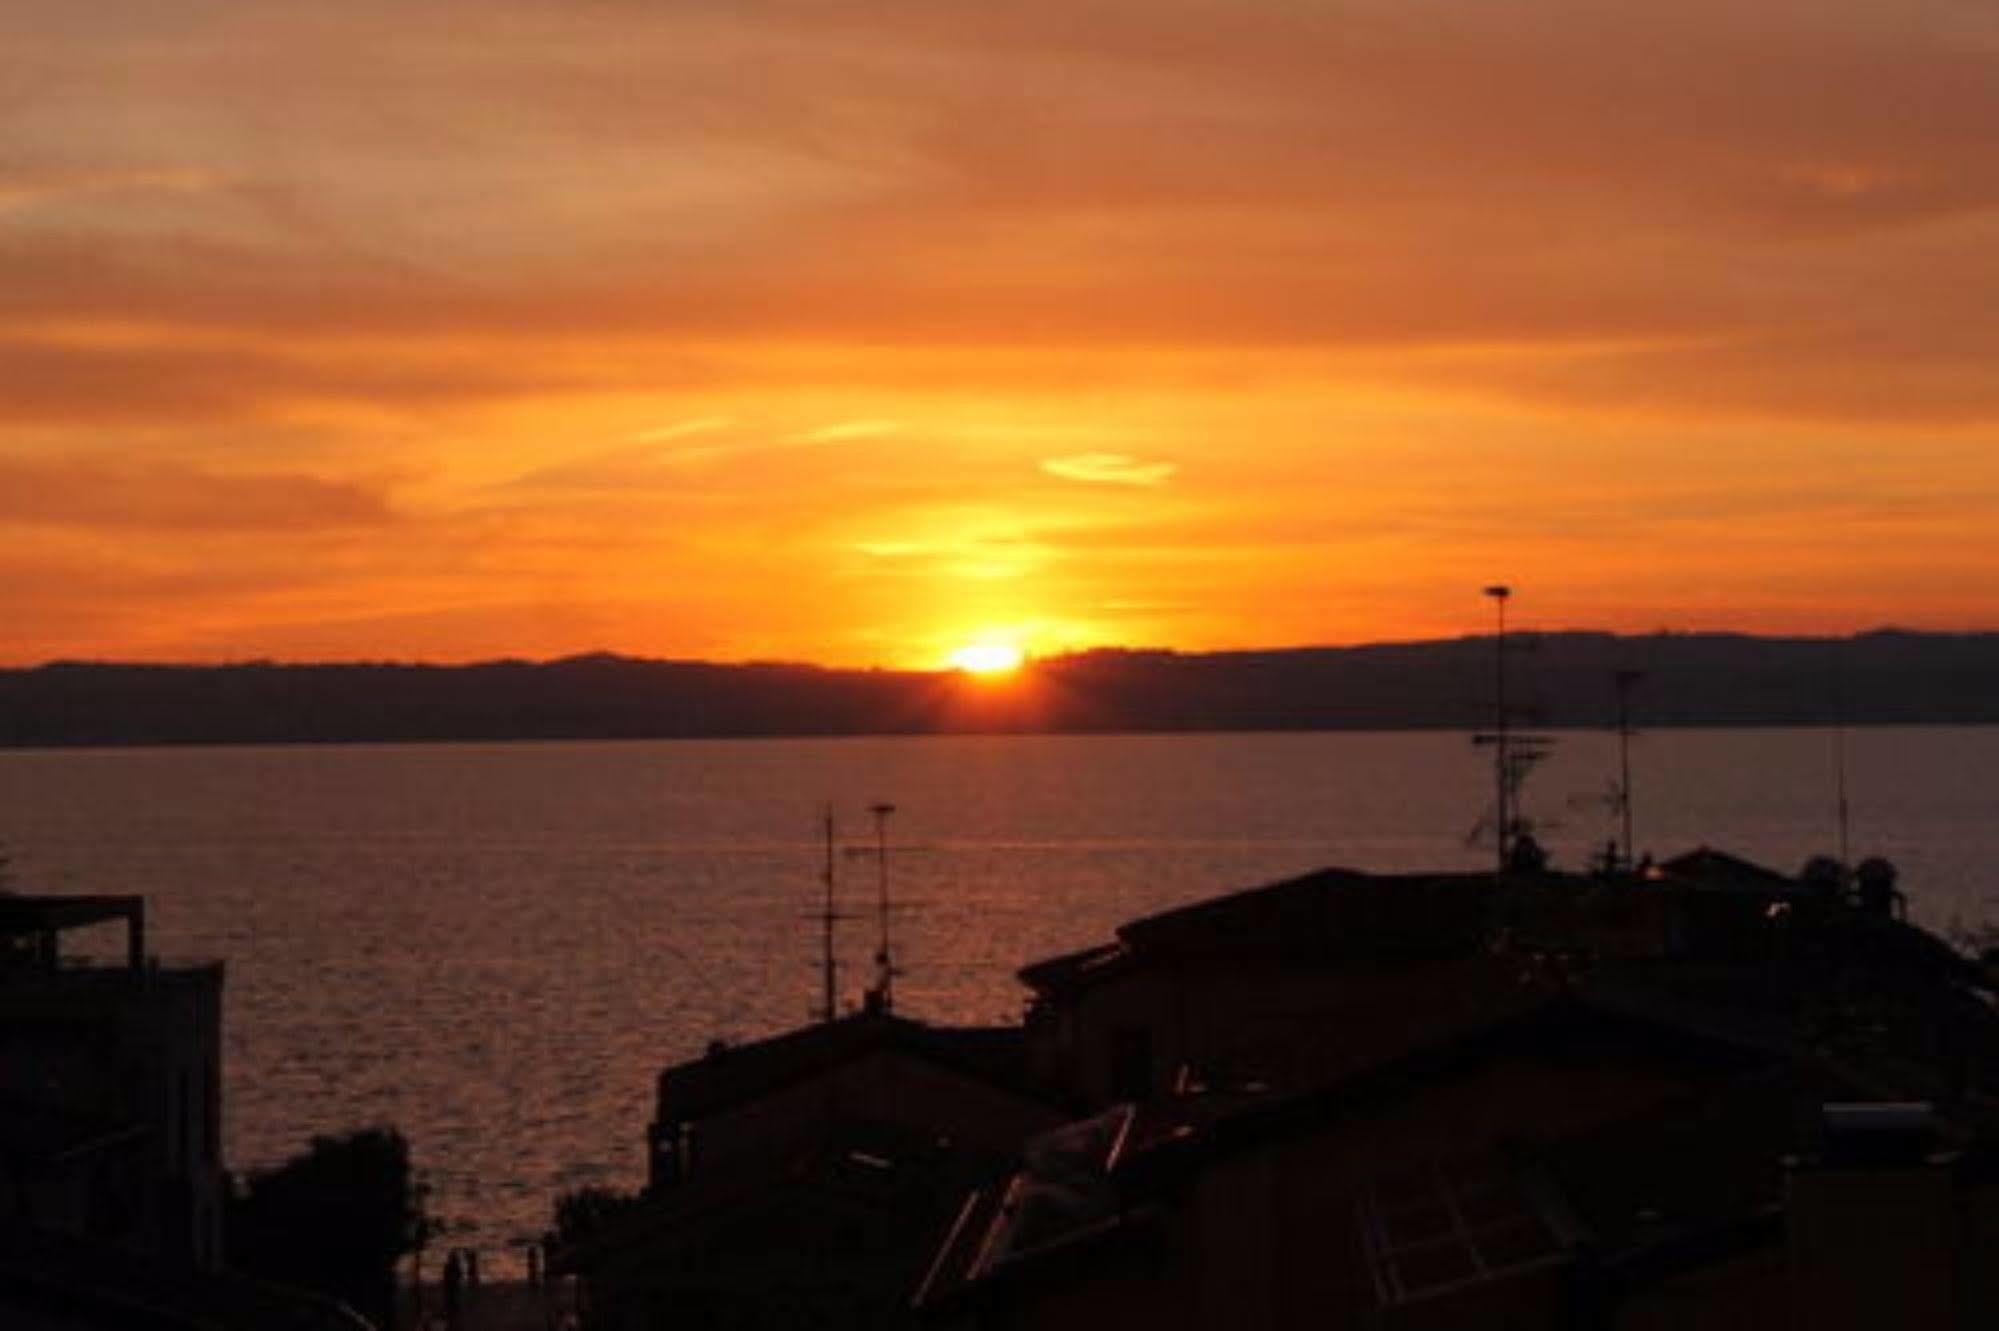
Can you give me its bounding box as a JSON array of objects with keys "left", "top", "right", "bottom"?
[
  {"left": 0, "top": 963, "right": 225, "bottom": 1270},
  {"left": 144, "top": 967, "right": 226, "bottom": 1270}
]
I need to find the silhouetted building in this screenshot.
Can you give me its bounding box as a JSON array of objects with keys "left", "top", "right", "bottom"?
[
  {"left": 560, "top": 1011, "right": 1067, "bottom": 1330},
  {"left": 647, "top": 1011, "right": 1066, "bottom": 1190},
  {"left": 921, "top": 850, "right": 1999, "bottom": 1330},
  {"left": 1019, "top": 867, "right": 1523, "bottom": 1108},
  {"left": 0, "top": 892, "right": 373, "bottom": 1330},
  {"left": 0, "top": 895, "right": 224, "bottom": 1269},
  {"left": 920, "top": 995, "right": 1822, "bottom": 1330},
  {"left": 560, "top": 848, "right": 1999, "bottom": 1330}
]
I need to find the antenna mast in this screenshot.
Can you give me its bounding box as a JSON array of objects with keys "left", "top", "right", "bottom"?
[
  {"left": 1613, "top": 669, "right": 1643, "bottom": 871},
  {"left": 1833, "top": 647, "right": 1852, "bottom": 872},
  {"left": 1485, "top": 585, "right": 1512, "bottom": 872},
  {"left": 869, "top": 801, "right": 898, "bottom": 1014},
  {"left": 818, "top": 805, "right": 839, "bottom": 1023}
]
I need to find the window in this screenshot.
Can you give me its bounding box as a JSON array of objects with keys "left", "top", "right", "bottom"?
[{"left": 1356, "top": 1156, "right": 1563, "bottom": 1306}]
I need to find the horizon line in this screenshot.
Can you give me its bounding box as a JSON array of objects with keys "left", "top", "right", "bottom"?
[{"left": 6, "top": 623, "right": 1989, "bottom": 675}]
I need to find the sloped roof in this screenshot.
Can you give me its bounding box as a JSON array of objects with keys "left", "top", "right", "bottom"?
[
  {"left": 1020, "top": 866, "right": 1511, "bottom": 995},
  {"left": 1016, "top": 941, "right": 1127, "bottom": 994},
  {"left": 919, "top": 991, "right": 1805, "bottom": 1310},
  {"left": 1656, "top": 847, "right": 1798, "bottom": 892},
  {"left": 1117, "top": 865, "right": 1501, "bottom": 958},
  {"left": 1111, "top": 993, "right": 1796, "bottom": 1182},
  {"left": 661, "top": 1011, "right": 1049, "bottom": 1122}
]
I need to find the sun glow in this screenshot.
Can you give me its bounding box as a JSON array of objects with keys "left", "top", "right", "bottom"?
[{"left": 947, "top": 642, "right": 1026, "bottom": 675}]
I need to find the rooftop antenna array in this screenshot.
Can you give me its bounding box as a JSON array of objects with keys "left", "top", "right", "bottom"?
[{"left": 1472, "top": 585, "right": 1555, "bottom": 870}]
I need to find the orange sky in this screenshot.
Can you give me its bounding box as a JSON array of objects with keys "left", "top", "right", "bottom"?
[{"left": 5, "top": 0, "right": 1998, "bottom": 668}]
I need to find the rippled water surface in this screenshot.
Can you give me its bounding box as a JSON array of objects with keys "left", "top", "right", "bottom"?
[{"left": 3, "top": 729, "right": 1997, "bottom": 1264}]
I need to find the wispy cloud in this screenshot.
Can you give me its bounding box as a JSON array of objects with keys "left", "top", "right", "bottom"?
[
  {"left": 2, "top": 0, "right": 1996, "bottom": 664},
  {"left": 501, "top": 413, "right": 907, "bottom": 495},
  {"left": 787, "top": 419, "right": 902, "bottom": 443},
  {"left": 630, "top": 416, "right": 735, "bottom": 443},
  {"left": 1041, "top": 453, "right": 1179, "bottom": 487},
  {"left": 0, "top": 167, "right": 225, "bottom": 213}
]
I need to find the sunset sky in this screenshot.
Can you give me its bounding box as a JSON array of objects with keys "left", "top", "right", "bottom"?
[{"left": 6, "top": 0, "right": 1997, "bottom": 667}]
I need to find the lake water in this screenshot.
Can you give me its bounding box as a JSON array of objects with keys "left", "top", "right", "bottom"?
[{"left": 3, "top": 727, "right": 1997, "bottom": 1266}]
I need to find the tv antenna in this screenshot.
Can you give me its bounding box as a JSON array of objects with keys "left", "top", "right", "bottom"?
[
  {"left": 1832, "top": 645, "right": 1853, "bottom": 873},
  {"left": 1612, "top": 668, "right": 1644, "bottom": 871},
  {"left": 810, "top": 805, "right": 856, "bottom": 1023},
  {"left": 1486, "top": 586, "right": 1511, "bottom": 871},
  {"left": 1470, "top": 585, "right": 1556, "bottom": 870},
  {"left": 869, "top": 801, "right": 898, "bottom": 1014}
]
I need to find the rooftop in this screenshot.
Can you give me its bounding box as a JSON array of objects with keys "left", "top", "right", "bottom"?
[
  {"left": 1020, "top": 865, "right": 1510, "bottom": 996},
  {"left": 660, "top": 1009, "right": 1053, "bottom": 1123},
  {"left": 1654, "top": 847, "right": 1803, "bottom": 893},
  {"left": 0, "top": 894, "right": 147, "bottom": 972},
  {"left": 921, "top": 990, "right": 1818, "bottom": 1309}
]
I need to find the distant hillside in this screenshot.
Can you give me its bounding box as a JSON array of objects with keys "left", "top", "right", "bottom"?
[{"left": 2, "top": 631, "right": 1996, "bottom": 747}]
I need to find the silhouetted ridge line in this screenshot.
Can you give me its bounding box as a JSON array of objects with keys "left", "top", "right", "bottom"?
[{"left": 4, "top": 630, "right": 1998, "bottom": 746}]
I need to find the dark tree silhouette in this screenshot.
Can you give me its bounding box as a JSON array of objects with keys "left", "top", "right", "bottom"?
[
  {"left": 228, "top": 1126, "right": 425, "bottom": 1328},
  {"left": 551, "top": 1184, "right": 640, "bottom": 1252}
]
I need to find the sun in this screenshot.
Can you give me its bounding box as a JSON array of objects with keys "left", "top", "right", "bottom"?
[{"left": 947, "top": 642, "right": 1025, "bottom": 676}]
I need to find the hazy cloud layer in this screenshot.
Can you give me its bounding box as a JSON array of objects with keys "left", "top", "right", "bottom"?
[
  {"left": 3, "top": 0, "right": 1996, "bottom": 662},
  {"left": 0, "top": 457, "right": 394, "bottom": 531}
]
